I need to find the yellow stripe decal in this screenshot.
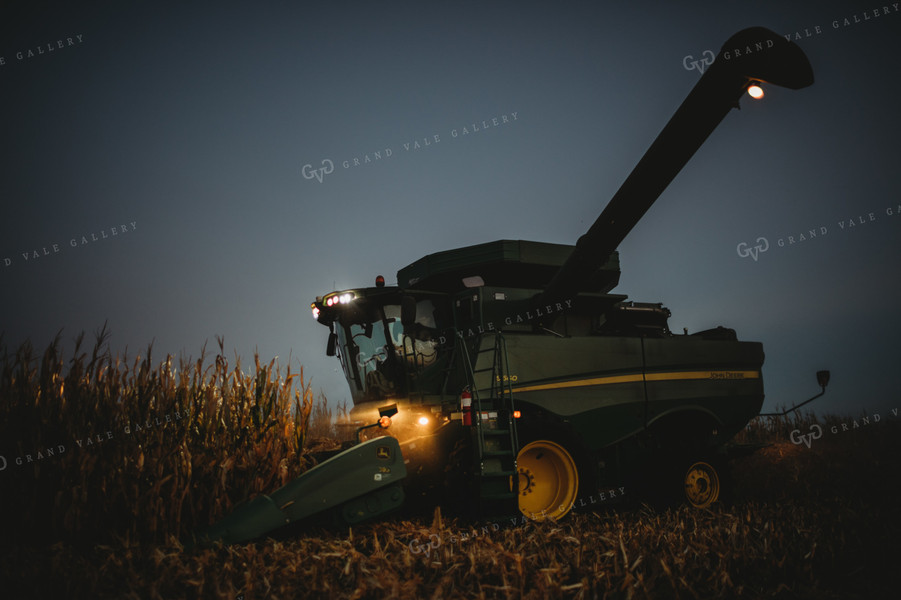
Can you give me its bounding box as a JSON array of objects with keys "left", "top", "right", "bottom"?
[{"left": 512, "top": 370, "right": 759, "bottom": 393}]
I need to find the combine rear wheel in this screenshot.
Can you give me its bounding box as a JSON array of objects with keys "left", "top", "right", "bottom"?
[
  {"left": 682, "top": 460, "right": 721, "bottom": 508},
  {"left": 517, "top": 440, "right": 579, "bottom": 520}
]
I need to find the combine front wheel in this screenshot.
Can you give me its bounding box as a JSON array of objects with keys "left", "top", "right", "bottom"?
[{"left": 517, "top": 440, "right": 579, "bottom": 521}]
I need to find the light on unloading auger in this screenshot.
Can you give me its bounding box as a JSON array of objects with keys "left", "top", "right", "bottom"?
[{"left": 747, "top": 82, "right": 764, "bottom": 99}]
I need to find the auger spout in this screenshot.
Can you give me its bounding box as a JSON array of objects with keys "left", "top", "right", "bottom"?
[{"left": 536, "top": 27, "right": 813, "bottom": 307}]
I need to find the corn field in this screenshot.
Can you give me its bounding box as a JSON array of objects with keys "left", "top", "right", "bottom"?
[
  {"left": 308, "top": 391, "right": 351, "bottom": 441},
  {"left": 0, "top": 328, "right": 316, "bottom": 548},
  {"left": 1, "top": 333, "right": 899, "bottom": 599}
]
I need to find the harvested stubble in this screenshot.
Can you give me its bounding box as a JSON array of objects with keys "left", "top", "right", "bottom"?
[
  {"left": 5, "top": 489, "right": 899, "bottom": 599},
  {"left": 2, "top": 333, "right": 900, "bottom": 598}
]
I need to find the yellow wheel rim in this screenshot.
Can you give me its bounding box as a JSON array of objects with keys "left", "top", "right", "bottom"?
[
  {"left": 683, "top": 461, "right": 720, "bottom": 508},
  {"left": 517, "top": 440, "right": 579, "bottom": 521}
]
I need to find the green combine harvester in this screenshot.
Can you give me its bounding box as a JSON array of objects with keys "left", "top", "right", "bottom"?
[{"left": 193, "top": 26, "right": 814, "bottom": 547}]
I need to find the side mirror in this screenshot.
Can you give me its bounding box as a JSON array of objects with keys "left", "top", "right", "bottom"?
[
  {"left": 379, "top": 403, "right": 398, "bottom": 419},
  {"left": 356, "top": 403, "right": 400, "bottom": 443},
  {"left": 401, "top": 296, "right": 416, "bottom": 328},
  {"left": 326, "top": 331, "right": 338, "bottom": 356}
]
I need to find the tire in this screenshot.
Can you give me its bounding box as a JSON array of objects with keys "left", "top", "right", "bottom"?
[
  {"left": 515, "top": 416, "right": 597, "bottom": 521},
  {"left": 662, "top": 453, "right": 731, "bottom": 509},
  {"left": 681, "top": 459, "right": 721, "bottom": 508},
  {"left": 643, "top": 413, "right": 729, "bottom": 509}
]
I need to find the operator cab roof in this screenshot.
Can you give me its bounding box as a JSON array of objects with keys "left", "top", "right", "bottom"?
[{"left": 397, "top": 239, "right": 621, "bottom": 294}]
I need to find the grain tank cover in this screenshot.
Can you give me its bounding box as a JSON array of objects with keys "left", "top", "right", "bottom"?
[{"left": 397, "top": 239, "right": 620, "bottom": 293}]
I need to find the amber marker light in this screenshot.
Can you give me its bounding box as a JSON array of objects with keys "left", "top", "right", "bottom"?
[
  {"left": 513, "top": 410, "right": 521, "bottom": 419},
  {"left": 747, "top": 82, "right": 764, "bottom": 99},
  {"left": 378, "top": 416, "right": 392, "bottom": 428}
]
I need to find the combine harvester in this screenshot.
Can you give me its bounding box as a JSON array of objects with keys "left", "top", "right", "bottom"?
[{"left": 195, "top": 26, "right": 814, "bottom": 547}]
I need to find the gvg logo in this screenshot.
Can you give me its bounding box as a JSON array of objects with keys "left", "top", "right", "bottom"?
[
  {"left": 302, "top": 159, "right": 334, "bottom": 183},
  {"left": 682, "top": 50, "right": 715, "bottom": 73},
  {"left": 736, "top": 237, "right": 769, "bottom": 261},
  {"left": 788, "top": 410, "right": 894, "bottom": 449},
  {"left": 356, "top": 346, "right": 389, "bottom": 369},
  {"left": 408, "top": 534, "right": 441, "bottom": 558},
  {"left": 789, "top": 423, "right": 823, "bottom": 448}
]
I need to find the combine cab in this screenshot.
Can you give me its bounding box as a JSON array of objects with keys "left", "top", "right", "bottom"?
[{"left": 194, "top": 26, "right": 813, "bottom": 546}]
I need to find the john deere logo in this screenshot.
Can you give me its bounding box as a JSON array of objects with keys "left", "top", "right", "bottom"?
[{"left": 376, "top": 446, "right": 391, "bottom": 459}]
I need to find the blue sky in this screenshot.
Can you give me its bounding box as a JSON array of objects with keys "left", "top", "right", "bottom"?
[{"left": 2, "top": 0, "right": 899, "bottom": 417}]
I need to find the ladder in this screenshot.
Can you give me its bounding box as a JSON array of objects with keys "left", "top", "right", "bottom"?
[{"left": 458, "top": 332, "right": 521, "bottom": 517}]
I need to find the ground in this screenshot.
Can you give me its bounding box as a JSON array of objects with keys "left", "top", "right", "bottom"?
[{"left": 2, "top": 416, "right": 899, "bottom": 599}]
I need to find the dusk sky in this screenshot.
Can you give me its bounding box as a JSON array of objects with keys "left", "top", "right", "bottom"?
[{"left": 2, "top": 0, "right": 899, "bottom": 418}]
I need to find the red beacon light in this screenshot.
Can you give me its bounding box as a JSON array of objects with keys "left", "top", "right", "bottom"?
[{"left": 376, "top": 275, "right": 385, "bottom": 288}]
